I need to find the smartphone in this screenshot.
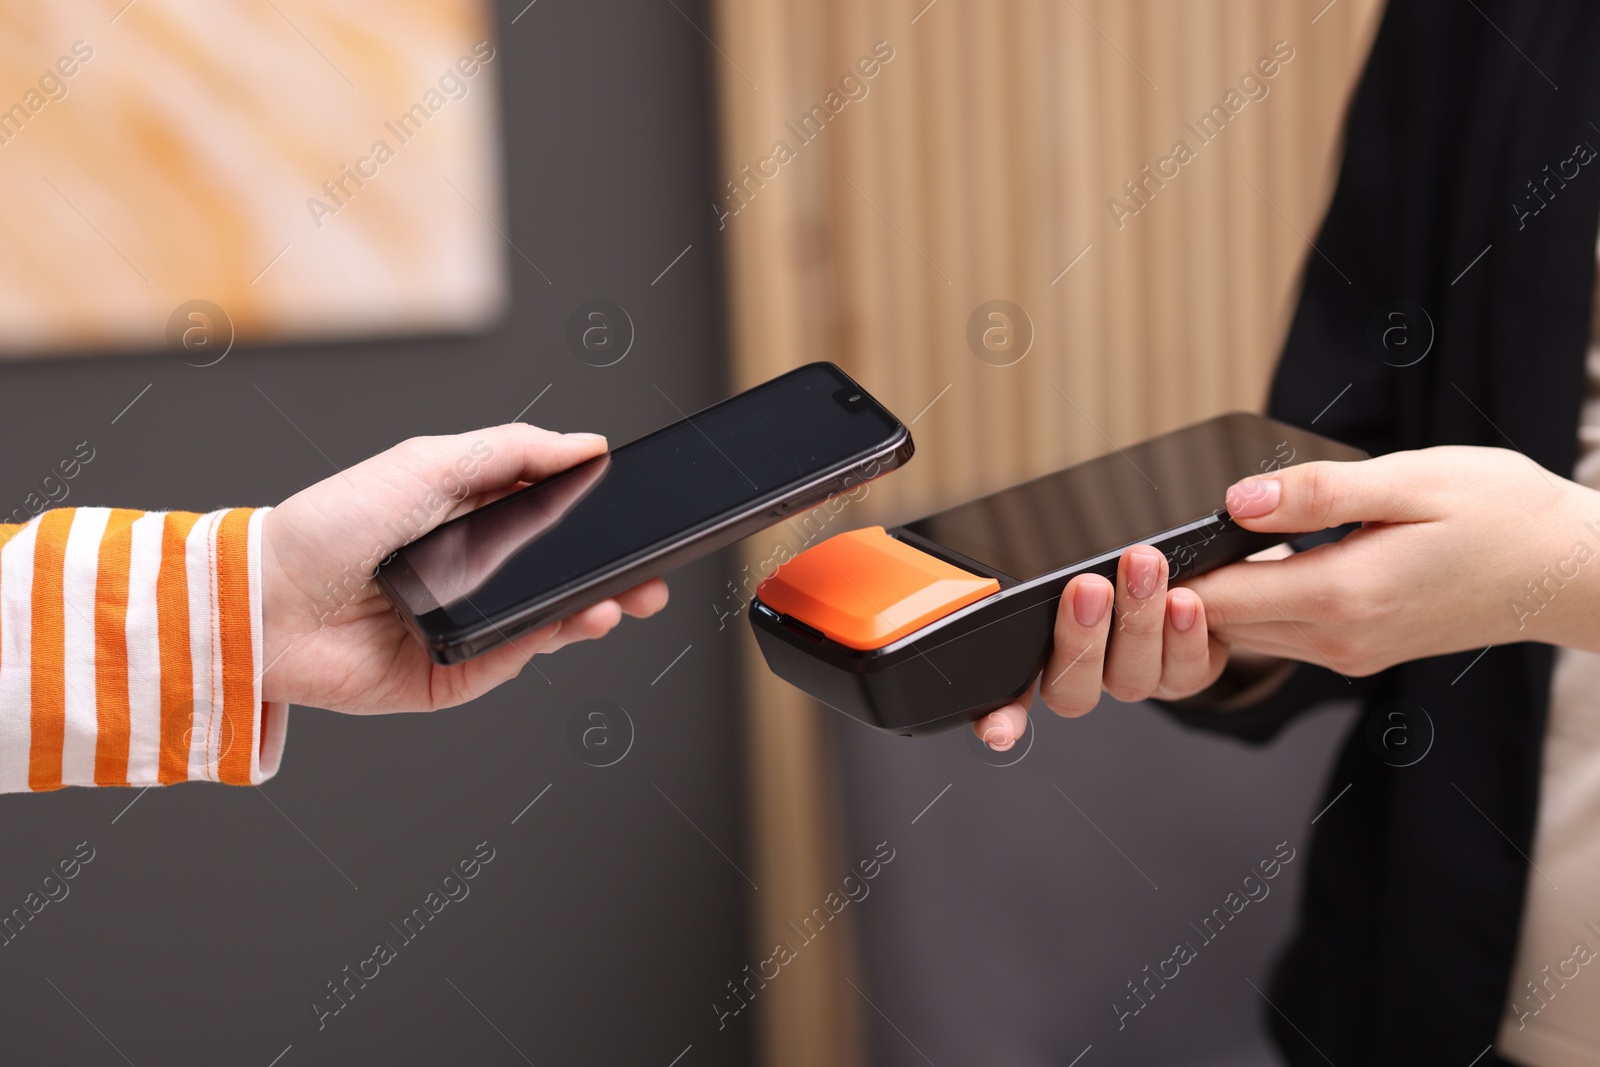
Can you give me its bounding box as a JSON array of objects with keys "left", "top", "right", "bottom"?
[
  {"left": 750, "top": 412, "right": 1366, "bottom": 734},
  {"left": 376, "top": 362, "right": 912, "bottom": 664}
]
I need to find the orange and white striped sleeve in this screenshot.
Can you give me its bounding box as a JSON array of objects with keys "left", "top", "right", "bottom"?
[{"left": 0, "top": 506, "right": 288, "bottom": 793}]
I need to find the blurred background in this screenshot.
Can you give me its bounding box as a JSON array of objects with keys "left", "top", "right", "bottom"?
[{"left": 0, "top": 1, "right": 1382, "bottom": 1064}]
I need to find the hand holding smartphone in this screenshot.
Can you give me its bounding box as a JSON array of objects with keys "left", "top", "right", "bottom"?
[{"left": 377, "top": 363, "right": 912, "bottom": 663}]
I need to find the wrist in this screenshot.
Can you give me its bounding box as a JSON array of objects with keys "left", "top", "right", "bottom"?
[
  {"left": 258, "top": 508, "right": 299, "bottom": 703},
  {"left": 1516, "top": 480, "right": 1600, "bottom": 651}
]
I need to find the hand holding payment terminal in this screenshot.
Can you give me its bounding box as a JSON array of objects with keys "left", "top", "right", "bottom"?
[{"left": 748, "top": 412, "right": 1365, "bottom": 735}]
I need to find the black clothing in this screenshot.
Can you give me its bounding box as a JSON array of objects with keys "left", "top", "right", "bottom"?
[{"left": 1169, "top": 3, "right": 1600, "bottom": 1063}]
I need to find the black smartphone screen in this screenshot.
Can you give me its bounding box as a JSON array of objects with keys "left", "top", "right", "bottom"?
[
  {"left": 902, "top": 413, "right": 1364, "bottom": 580},
  {"left": 386, "top": 363, "right": 903, "bottom": 634}
]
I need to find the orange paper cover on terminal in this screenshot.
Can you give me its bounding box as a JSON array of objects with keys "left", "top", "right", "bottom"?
[{"left": 757, "top": 526, "right": 1001, "bottom": 650}]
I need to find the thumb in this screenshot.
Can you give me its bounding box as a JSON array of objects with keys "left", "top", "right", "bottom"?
[
  {"left": 378, "top": 423, "right": 608, "bottom": 500},
  {"left": 266, "top": 424, "right": 609, "bottom": 599},
  {"left": 1222, "top": 453, "right": 1436, "bottom": 533}
]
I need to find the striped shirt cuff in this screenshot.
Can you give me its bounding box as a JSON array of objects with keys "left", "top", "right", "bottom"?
[{"left": 0, "top": 506, "right": 287, "bottom": 792}]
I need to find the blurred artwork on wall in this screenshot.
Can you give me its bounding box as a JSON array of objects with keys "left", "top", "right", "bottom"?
[{"left": 0, "top": 0, "right": 506, "bottom": 357}]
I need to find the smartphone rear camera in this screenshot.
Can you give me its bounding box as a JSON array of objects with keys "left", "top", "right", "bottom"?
[{"left": 834, "top": 388, "right": 867, "bottom": 412}]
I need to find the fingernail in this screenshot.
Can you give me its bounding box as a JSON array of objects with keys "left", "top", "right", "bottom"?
[
  {"left": 1169, "top": 590, "right": 1198, "bottom": 632},
  {"left": 1127, "top": 547, "right": 1162, "bottom": 600},
  {"left": 566, "top": 432, "right": 607, "bottom": 444},
  {"left": 1226, "top": 477, "right": 1280, "bottom": 518},
  {"left": 982, "top": 724, "right": 1014, "bottom": 751},
  {"left": 1073, "top": 579, "right": 1111, "bottom": 627}
]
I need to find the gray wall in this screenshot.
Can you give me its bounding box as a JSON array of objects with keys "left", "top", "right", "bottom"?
[
  {"left": 0, "top": 2, "right": 752, "bottom": 1064},
  {"left": 837, "top": 693, "right": 1357, "bottom": 1067}
]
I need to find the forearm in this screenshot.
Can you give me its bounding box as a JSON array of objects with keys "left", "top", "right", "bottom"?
[{"left": 0, "top": 506, "right": 286, "bottom": 793}]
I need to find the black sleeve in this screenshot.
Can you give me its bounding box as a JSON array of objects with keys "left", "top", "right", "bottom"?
[{"left": 1158, "top": 661, "right": 1378, "bottom": 744}]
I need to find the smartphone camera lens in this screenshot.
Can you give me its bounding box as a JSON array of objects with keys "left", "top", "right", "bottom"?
[{"left": 834, "top": 387, "right": 867, "bottom": 412}]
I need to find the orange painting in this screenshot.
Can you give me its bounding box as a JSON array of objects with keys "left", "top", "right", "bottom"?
[{"left": 0, "top": 0, "right": 505, "bottom": 356}]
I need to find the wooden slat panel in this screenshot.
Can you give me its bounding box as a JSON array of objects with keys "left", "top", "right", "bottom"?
[{"left": 708, "top": 4, "right": 1385, "bottom": 1064}]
